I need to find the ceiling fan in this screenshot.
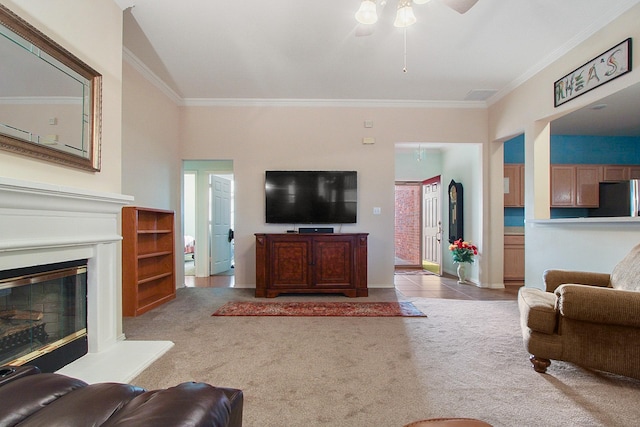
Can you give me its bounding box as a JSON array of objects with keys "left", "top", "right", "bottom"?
[{"left": 355, "top": 0, "right": 479, "bottom": 36}]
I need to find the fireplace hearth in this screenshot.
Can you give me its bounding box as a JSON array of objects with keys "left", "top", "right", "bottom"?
[{"left": 0, "top": 259, "right": 88, "bottom": 372}]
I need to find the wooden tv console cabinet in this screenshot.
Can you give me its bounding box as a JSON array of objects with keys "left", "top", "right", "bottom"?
[{"left": 255, "top": 233, "right": 368, "bottom": 298}]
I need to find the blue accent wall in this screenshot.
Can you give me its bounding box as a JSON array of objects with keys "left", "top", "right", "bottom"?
[
  {"left": 504, "top": 134, "right": 524, "bottom": 164},
  {"left": 503, "top": 134, "right": 640, "bottom": 226},
  {"left": 551, "top": 135, "right": 640, "bottom": 164}
]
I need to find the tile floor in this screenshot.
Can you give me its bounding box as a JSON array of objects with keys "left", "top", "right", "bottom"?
[
  {"left": 393, "top": 270, "right": 519, "bottom": 300},
  {"left": 184, "top": 268, "right": 520, "bottom": 301}
]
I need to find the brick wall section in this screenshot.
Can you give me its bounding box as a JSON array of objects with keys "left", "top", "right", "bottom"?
[{"left": 395, "top": 185, "right": 421, "bottom": 264}]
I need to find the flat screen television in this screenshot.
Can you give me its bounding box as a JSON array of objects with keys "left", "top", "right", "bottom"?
[{"left": 265, "top": 170, "right": 357, "bottom": 224}]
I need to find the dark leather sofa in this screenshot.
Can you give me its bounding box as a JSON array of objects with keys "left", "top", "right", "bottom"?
[{"left": 0, "top": 365, "right": 243, "bottom": 426}]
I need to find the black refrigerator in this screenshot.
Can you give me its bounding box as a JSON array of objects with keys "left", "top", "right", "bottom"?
[{"left": 587, "top": 179, "right": 640, "bottom": 217}]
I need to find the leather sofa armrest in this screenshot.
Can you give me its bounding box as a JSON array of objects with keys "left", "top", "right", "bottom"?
[
  {"left": 543, "top": 269, "right": 610, "bottom": 292},
  {"left": 102, "top": 382, "right": 233, "bottom": 427},
  {"left": 555, "top": 284, "right": 640, "bottom": 327},
  {"left": 0, "top": 365, "right": 40, "bottom": 387},
  {"left": 0, "top": 373, "right": 88, "bottom": 426}
]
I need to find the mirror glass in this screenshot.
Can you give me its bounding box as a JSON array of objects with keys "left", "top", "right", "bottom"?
[{"left": 0, "top": 5, "right": 101, "bottom": 171}]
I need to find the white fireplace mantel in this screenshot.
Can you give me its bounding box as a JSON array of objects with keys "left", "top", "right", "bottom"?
[{"left": 0, "top": 177, "right": 173, "bottom": 384}]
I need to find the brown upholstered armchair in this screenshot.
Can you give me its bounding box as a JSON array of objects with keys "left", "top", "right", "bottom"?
[{"left": 518, "top": 242, "right": 640, "bottom": 379}]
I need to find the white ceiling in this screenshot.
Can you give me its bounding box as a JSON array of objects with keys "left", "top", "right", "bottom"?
[{"left": 122, "top": 0, "right": 640, "bottom": 105}]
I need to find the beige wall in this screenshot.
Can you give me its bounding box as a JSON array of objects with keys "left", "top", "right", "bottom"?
[
  {"left": 121, "top": 60, "right": 183, "bottom": 286},
  {"left": 121, "top": 61, "right": 181, "bottom": 209},
  {"left": 0, "top": 0, "right": 123, "bottom": 194},
  {"left": 488, "top": 3, "right": 640, "bottom": 288},
  {"left": 180, "top": 106, "right": 487, "bottom": 286}
]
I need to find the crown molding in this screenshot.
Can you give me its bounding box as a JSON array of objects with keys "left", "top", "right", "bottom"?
[
  {"left": 181, "top": 98, "right": 487, "bottom": 109},
  {"left": 113, "top": 0, "right": 135, "bottom": 11},
  {"left": 122, "top": 47, "right": 183, "bottom": 105}
]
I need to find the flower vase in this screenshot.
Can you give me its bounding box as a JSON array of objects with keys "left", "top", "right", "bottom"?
[{"left": 456, "top": 263, "right": 467, "bottom": 284}]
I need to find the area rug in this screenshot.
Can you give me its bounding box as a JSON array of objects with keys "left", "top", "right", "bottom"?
[{"left": 212, "top": 301, "right": 427, "bottom": 317}]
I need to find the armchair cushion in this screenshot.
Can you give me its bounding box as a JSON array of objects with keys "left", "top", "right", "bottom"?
[
  {"left": 518, "top": 288, "right": 557, "bottom": 335},
  {"left": 555, "top": 284, "right": 640, "bottom": 327},
  {"left": 543, "top": 269, "right": 610, "bottom": 292},
  {"left": 610, "top": 242, "right": 640, "bottom": 291}
]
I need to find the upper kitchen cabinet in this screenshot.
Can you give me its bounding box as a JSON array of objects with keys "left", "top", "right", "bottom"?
[
  {"left": 504, "top": 164, "right": 524, "bottom": 207},
  {"left": 602, "top": 165, "right": 640, "bottom": 181},
  {"left": 550, "top": 165, "right": 602, "bottom": 208}
]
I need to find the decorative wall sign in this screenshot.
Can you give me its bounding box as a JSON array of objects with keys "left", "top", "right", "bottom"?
[
  {"left": 448, "top": 180, "right": 463, "bottom": 244},
  {"left": 554, "top": 38, "right": 632, "bottom": 107}
]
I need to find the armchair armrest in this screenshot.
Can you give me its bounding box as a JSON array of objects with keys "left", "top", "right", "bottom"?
[
  {"left": 555, "top": 284, "right": 640, "bottom": 327},
  {"left": 543, "top": 269, "right": 610, "bottom": 292}
]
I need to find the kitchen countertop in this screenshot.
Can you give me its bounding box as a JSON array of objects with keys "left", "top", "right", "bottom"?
[
  {"left": 504, "top": 227, "right": 524, "bottom": 235},
  {"left": 528, "top": 217, "right": 640, "bottom": 225}
]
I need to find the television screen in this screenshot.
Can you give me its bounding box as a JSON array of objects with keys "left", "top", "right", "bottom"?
[{"left": 265, "top": 171, "right": 357, "bottom": 224}]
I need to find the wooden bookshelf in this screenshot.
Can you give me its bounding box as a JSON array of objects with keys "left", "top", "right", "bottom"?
[{"left": 122, "top": 206, "right": 176, "bottom": 316}]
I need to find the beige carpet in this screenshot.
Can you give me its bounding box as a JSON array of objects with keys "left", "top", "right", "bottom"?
[{"left": 123, "top": 288, "right": 640, "bottom": 427}]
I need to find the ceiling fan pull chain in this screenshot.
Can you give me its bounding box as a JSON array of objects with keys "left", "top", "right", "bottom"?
[{"left": 403, "top": 27, "right": 408, "bottom": 73}]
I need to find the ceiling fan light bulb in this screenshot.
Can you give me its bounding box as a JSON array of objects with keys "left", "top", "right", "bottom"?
[
  {"left": 394, "top": 0, "right": 417, "bottom": 27},
  {"left": 394, "top": 5, "right": 417, "bottom": 27},
  {"left": 355, "top": 0, "right": 378, "bottom": 25}
]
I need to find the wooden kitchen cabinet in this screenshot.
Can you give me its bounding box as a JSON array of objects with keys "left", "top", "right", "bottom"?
[
  {"left": 550, "top": 165, "right": 601, "bottom": 207},
  {"left": 603, "top": 165, "right": 640, "bottom": 181},
  {"left": 550, "top": 166, "right": 575, "bottom": 207},
  {"left": 575, "top": 166, "right": 601, "bottom": 206},
  {"left": 255, "top": 233, "right": 368, "bottom": 298},
  {"left": 504, "top": 164, "right": 524, "bottom": 207},
  {"left": 504, "top": 234, "right": 524, "bottom": 284},
  {"left": 122, "top": 207, "right": 176, "bottom": 316}
]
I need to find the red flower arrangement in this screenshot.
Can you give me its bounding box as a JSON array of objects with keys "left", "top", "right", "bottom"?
[{"left": 449, "top": 239, "right": 478, "bottom": 263}]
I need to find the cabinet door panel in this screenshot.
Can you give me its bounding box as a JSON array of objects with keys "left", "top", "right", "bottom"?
[
  {"left": 314, "top": 238, "right": 353, "bottom": 288},
  {"left": 504, "top": 235, "right": 524, "bottom": 282},
  {"left": 504, "top": 164, "right": 522, "bottom": 207},
  {"left": 550, "top": 166, "right": 575, "bottom": 206},
  {"left": 271, "top": 240, "right": 311, "bottom": 287},
  {"left": 630, "top": 166, "right": 640, "bottom": 179},
  {"left": 603, "top": 166, "right": 629, "bottom": 181},
  {"left": 519, "top": 165, "right": 525, "bottom": 207},
  {"left": 575, "top": 166, "right": 601, "bottom": 207}
]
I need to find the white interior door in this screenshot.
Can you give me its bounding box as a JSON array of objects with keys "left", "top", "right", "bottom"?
[
  {"left": 423, "top": 178, "right": 442, "bottom": 275},
  {"left": 209, "top": 175, "right": 232, "bottom": 274}
]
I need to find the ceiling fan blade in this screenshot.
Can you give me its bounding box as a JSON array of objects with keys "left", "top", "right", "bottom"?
[{"left": 440, "top": 0, "right": 479, "bottom": 14}]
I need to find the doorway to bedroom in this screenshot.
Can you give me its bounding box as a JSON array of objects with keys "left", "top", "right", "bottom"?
[{"left": 183, "top": 161, "right": 235, "bottom": 285}]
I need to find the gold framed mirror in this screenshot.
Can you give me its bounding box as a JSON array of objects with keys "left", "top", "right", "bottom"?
[{"left": 0, "top": 5, "right": 102, "bottom": 171}]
